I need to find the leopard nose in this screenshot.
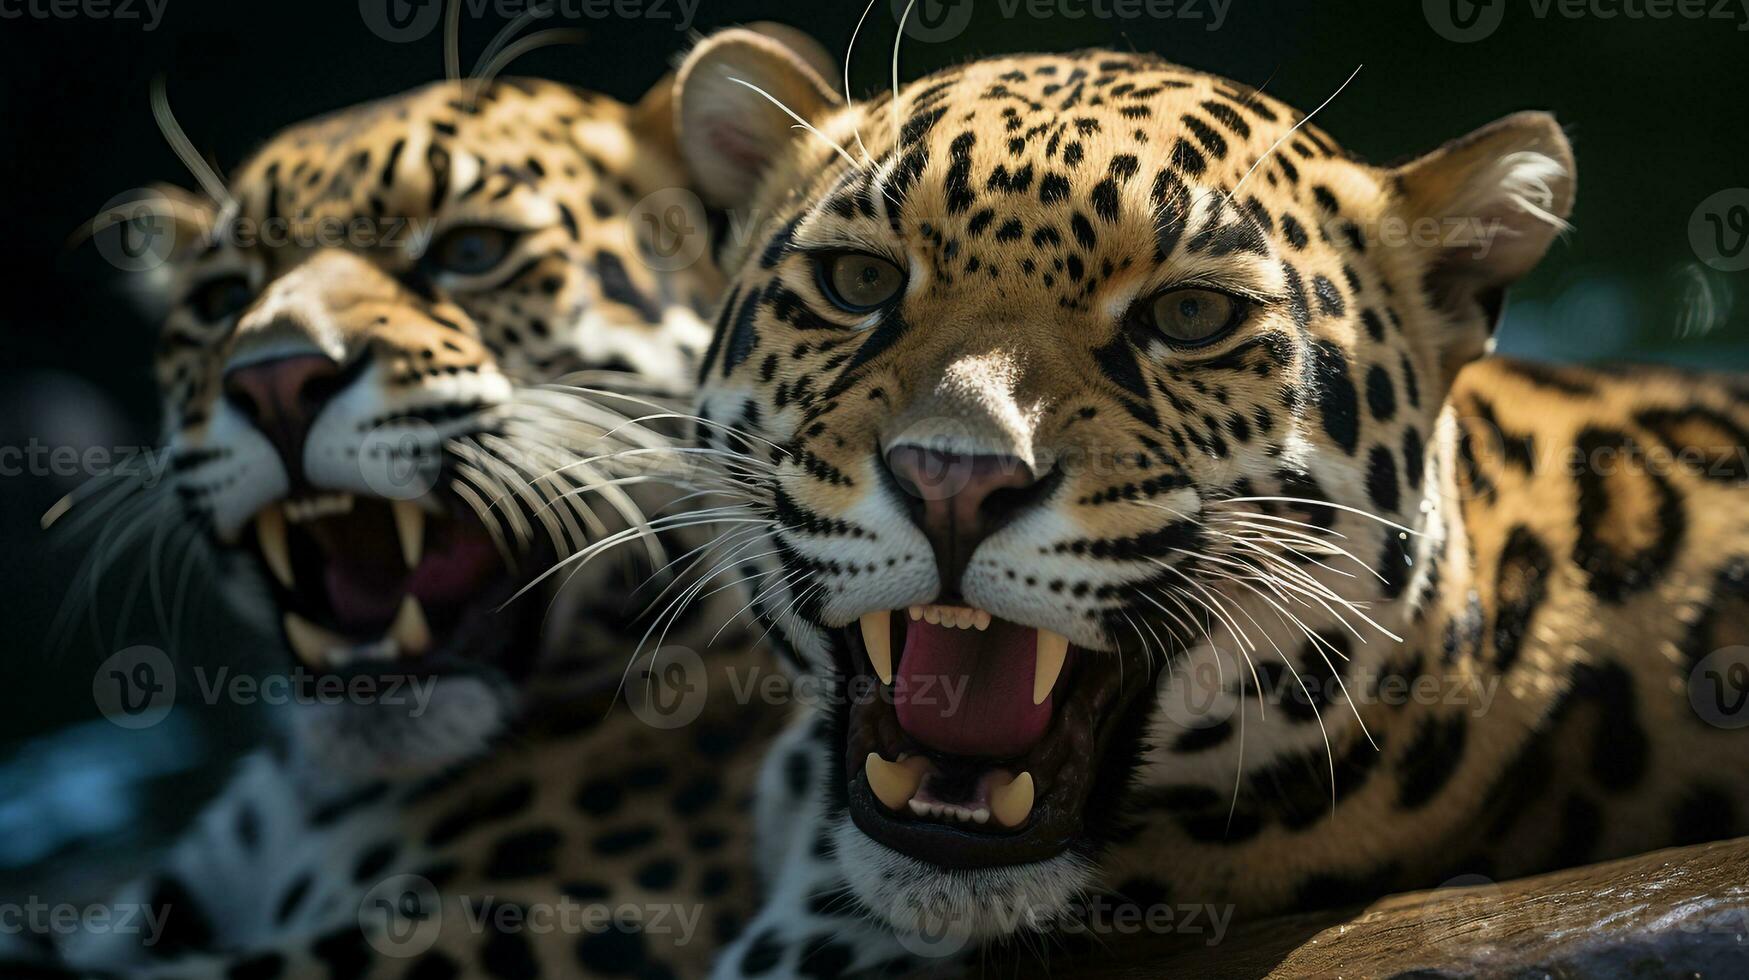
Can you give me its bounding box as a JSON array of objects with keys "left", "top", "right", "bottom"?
[
  {"left": 222, "top": 354, "right": 344, "bottom": 473},
  {"left": 884, "top": 445, "right": 1045, "bottom": 592}
]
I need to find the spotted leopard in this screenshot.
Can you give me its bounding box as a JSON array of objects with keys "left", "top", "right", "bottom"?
[
  {"left": 34, "top": 49, "right": 827, "bottom": 977},
  {"left": 663, "top": 30, "right": 1749, "bottom": 975}
]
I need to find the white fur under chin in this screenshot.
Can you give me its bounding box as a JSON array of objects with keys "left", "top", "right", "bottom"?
[
  {"left": 285, "top": 674, "right": 512, "bottom": 784},
  {"left": 831, "top": 816, "right": 1098, "bottom": 942}
]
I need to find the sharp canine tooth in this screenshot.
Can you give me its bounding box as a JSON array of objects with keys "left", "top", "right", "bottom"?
[
  {"left": 283, "top": 613, "right": 340, "bottom": 666},
  {"left": 392, "top": 500, "right": 425, "bottom": 570},
  {"left": 860, "top": 612, "right": 893, "bottom": 684},
  {"left": 1034, "top": 629, "right": 1069, "bottom": 705},
  {"left": 391, "top": 596, "right": 432, "bottom": 654},
  {"left": 256, "top": 506, "right": 293, "bottom": 589},
  {"left": 865, "top": 754, "right": 926, "bottom": 811},
  {"left": 991, "top": 771, "right": 1035, "bottom": 828},
  {"left": 908, "top": 606, "right": 923, "bottom": 621}
]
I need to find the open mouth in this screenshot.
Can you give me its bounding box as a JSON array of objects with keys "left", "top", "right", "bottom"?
[
  {"left": 246, "top": 492, "right": 534, "bottom": 674},
  {"left": 843, "top": 604, "right": 1156, "bottom": 868}
]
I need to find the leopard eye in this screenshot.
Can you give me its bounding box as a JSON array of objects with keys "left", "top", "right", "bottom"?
[
  {"left": 187, "top": 275, "right": 253, "bottom": 324},
  {"left": 428, "top": 225, "right": 517, "bottom": 276},
  {"left": 1144, "top": 288, "right": 1246, "bottom": 346},
  {"left": 817, "top": 252, "right": 904, "bottom": 313}
]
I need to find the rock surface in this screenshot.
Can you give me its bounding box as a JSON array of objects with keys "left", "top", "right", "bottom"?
[{"left": 1067, "top": 836, "right": 1749, "bottom": 978}]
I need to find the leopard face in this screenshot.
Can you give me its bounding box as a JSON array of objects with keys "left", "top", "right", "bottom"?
[
  {"left": 674, "top": 34, "right": 1572, "bottom": 938},
  {"left": 99, "top": 76, "right": 722, "bottom": 773}
]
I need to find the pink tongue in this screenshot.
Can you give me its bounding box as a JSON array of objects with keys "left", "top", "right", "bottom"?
[
  {"left": 324, "top": 529, "right": 500, "bottom": 630},
  {"left": 895, "top": 618, "right": 1052, "bottom": 758}
]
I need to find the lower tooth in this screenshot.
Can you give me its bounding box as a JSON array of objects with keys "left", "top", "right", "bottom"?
[
  {"left": 990, "top": 771, "right": 1035, "bottom": 829},
  {"left": 866, "top": 754, "right": 927, "bottom": 811},
  {"left": 283, "top": 613, "right": 342, "bottom": 667},
  {"left": 391, "top": 596, "right": 432, "bottom": 655}
]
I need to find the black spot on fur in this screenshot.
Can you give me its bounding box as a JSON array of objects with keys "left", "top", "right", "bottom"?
[
  {"left": 479, "top": 917, "right": 540, "bottom": 980},
  {"left": 1397, "top": 714, "right": 1468, "bottom": 809},
  {"left": 575, "top": 924, "right": 650, "bottom": 974},
  {"left": 144, "top": 876, "right": 213, "bottom": 956},
  {"left": 1492, "top": 525, "right": 1552, "bottom": 672},
  {"left": 311, "top": 925, "right": 373, "bottom": 980},
  {"left": 484, "top": 827, "right": 561, "bottom": 879},
  {"left": 351, "top": 840, "right": 399, "bottom": 883},
  {"left": 739, "top": 928, "right": 785, "bottom": 973},
  {"left": 1365, "top": 365, "right": 1396, "bottom": 422},
  {"left": 1366, "top": 445, "right": 1400, "bottom": 513},
  {"left": 1569, "top": 659, "right": 1649, "bottom": 792},
  {"left": 1572, "top": 428, "right": 1687, "bottom": 603},
  {"left": 1171, "top": 718, "right": 1233, "bottom": 752},
  {"left": 1671, "top": 785, "right": 1737, "bottom": 845},
  {"left": 1310, "top": 341, "right": 1360, "bottom": 454}
]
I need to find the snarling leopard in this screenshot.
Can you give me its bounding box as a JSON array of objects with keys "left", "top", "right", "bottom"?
[
  {"left": 665, "top": 29, "right": 1749, "bottom": 976},
  {"left": 36, "top": 47, "right": 827, "bottom": 977}
]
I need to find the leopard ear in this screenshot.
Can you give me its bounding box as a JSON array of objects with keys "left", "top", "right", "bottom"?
[
  {"left": 78, "top": 183, "right": 218, "bottom": 314},
  {"left": 675, "top": 26, "right": 840, "bottom": 208},
  {"left": 1389, "top": 112, "right": 1575, "bottom": 374}
]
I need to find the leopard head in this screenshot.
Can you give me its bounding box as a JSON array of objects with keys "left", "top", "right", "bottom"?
[
  {"left": 89, "top": 74, "right": 725, "bottom": 775},
  {"left": 675, "top": 32, "right": 1573, "bottom": 939}
]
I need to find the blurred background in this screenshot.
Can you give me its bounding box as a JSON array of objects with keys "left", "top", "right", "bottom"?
[{"left": 1, "top": 0, "right": 1744, "bottom": 898}]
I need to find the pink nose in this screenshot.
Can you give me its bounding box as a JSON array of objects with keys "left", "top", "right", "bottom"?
[
  {"left": 884, "top": 446, "right": 1042, "bottom": 593},
  {"left": 222, "top": 354, "right": 343, "bottom": 472}
]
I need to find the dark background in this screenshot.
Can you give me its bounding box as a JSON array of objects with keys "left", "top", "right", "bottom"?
[{"left": 1, "top": 0, "right": 1744, "bottom": 886}]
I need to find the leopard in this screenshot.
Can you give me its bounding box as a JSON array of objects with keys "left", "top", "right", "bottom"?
[
  {"left": 26, "top": 29, "right": 838, "bottom": 977},
  {"left": 657, "top": 28, "right": 1749, "bottom": 976}
]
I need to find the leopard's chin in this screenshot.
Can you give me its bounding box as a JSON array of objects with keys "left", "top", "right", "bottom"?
[{"left": 837, "top": 605, "right": 1159, "bottom": 871}]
